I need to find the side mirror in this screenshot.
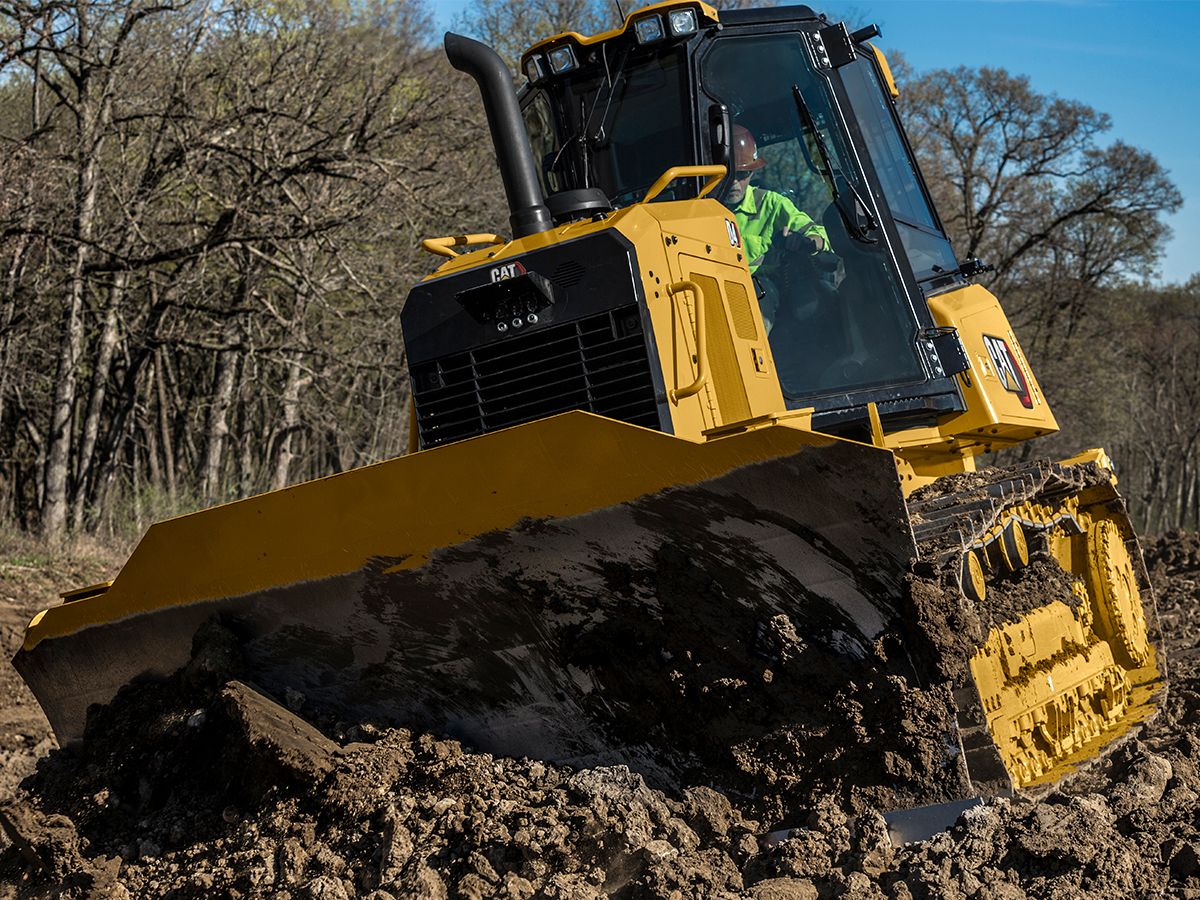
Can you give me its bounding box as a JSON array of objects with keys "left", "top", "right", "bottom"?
[{"left": 708, "top": 103, "right": 732, "bottom": 197}]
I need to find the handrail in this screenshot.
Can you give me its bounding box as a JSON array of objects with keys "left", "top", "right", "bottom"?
[
  {"left": 420, "top": 233, "right": 507, "bottom": 259},
  {"left": 667, "top": 279, "right": 709, "bottom": 403},
  {"left": 640, "top": 165, "right": 727, "bottom": 205}
]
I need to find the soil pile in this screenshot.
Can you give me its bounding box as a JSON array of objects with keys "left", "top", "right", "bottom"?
[
  {"left": 0, "top": 539, "right": 118, "bottom": 802},
  {"left": 0, "top": 533, "right": 1198, "bottom": 899}
]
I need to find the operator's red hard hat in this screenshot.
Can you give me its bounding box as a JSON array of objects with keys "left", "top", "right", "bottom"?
[{"left": 733, "top": 125, "right": 766, "bottom": 172}]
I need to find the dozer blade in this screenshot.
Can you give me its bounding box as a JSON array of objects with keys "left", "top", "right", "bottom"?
[{"left": 16, "top": 412, "right": 925, "bottom": 798}]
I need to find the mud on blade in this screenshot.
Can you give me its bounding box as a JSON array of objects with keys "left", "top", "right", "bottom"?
[{"left": 16, "top": 415, "right": 962, "bottom": 813}]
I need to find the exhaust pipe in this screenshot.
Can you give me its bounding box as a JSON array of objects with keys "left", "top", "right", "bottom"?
[{"left": 444, "top": 33, "right": 554, "bottom": 239}]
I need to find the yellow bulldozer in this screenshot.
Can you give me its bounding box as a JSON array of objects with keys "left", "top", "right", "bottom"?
[{"left": 15, "top": 1, "right": 1163, "bottom": 820}]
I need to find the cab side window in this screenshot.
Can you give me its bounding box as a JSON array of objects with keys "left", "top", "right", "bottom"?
[{"left": 839, "top": 58, "right": 959, "bottom": 281}]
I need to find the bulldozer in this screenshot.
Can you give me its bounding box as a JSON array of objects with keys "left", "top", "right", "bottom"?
[{"left": 14, "top": 2, "right": 1164, "bottom": 818}]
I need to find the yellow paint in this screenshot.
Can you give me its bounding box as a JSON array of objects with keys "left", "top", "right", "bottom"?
[
  {"left": 866, "top": 402, "right": 885, "bottom": 447},
  {"left": 522, "top": 1, "right": 720, "bottom": 65},
  {"left": 691, "top": 273, "right": 749, "bottom": 421},
  {"left": 967, "top": 480, "right": 1163, "bottom": 788},
  {"left": 420, "top": 233, "right": 506, "bottom": 259},
  {"left": 666, "top": 279, "right": 710, "bottom": 402},
  {"left": 866, "top": 43, "right": 900, "bottom": 98},
  {"left": 24, "top": 412, "right": 842, "bottom": 651},
  {"left": 925, "top": 284, "right": 1058, "bottom": 443},
  {"left": 877, "top": 283, "right": 1061, "bottom": 493},
  {"left": 1060, "top": 447, "right": 1116, "bottom": 477},
  {"left": 640, "top": 165, "right": 726, "bottom": 204},
  {"left": 60, "top": 581, "right": 112, "bottom": 603}
]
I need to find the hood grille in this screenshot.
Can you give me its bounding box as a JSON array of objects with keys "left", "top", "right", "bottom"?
[{"left": 413, "top": 304, "right": 660, "bottom": 448}]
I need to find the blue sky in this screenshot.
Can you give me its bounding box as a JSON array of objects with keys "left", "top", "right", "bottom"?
[{"left": 431, "top": 0, "right": 1198, "bottom": 285}]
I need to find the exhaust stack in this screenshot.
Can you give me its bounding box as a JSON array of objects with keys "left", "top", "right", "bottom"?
[{"left": 444, "top": 33, "right": 554, "bottom": 239}]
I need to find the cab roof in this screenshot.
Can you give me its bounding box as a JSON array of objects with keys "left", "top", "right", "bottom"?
[
  {"left": 521, "top": 1, "right": 720, "bottom": 68},
  {"left": 520, "top": 3, "right": 823, "bottom": 70}
]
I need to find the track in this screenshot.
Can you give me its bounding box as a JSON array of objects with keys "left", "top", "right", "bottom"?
[{"left": 905, "top": 459, "right": 1167, "bottom": 796}]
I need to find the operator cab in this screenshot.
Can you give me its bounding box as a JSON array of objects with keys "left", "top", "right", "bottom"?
[{"left": 519, "top": 2, "right": 970, "bottom": 436}]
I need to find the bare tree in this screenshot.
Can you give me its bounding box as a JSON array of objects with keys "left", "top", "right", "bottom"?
[
  {"left": 0, "top": 0, "right": 512, "bottom": 533},
  {"left": 900, "top": 66, "right": 1181, "bottom": 359},
  {"left": 455, "top": 0, "right": 615, "bottom": 68}
]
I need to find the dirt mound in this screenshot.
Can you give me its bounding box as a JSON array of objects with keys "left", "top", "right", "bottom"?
[
  {"left": 1, "top": 532, "right": 1198, "bottom": 898},
  {"left": 1, "top": 668, "right": 770, "bottom": 898},
  {"left": 0, "top": 535, "right": 119, "bottom": 802}
]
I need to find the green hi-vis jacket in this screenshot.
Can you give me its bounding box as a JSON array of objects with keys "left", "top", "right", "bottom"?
[{"left": 733, "top": 185, "right": 829, "bottom": 273}]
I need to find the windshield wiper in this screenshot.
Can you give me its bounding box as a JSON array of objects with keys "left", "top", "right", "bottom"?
[
  {"left": 791, "top": 84, "right": 878, "bottom": 244},
  {"left": 584, "top": 43, "right": 632, "bottom": 149},
  {"left": 549, "top": 43, "right": 630, "bottom": 189}
]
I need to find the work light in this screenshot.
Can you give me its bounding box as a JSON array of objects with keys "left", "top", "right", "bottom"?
[
  {"left": 668, "top": 9, "right": 697, "bottom": 36},
  {"left": 548, "top": 45, "right": 577, "bottom": 74},
  {"left": 635, "top": 15, "right": 665, "bottom": 43},
  {"left": 524, "top": 54, "right": 546, "bottom": 82}
]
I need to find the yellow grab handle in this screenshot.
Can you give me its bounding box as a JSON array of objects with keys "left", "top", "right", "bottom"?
[
  {"left": 420, "top": 233, "right": 507, "bottom": 259},
  {"left": 640, "top": 165, "right": 728, "bottom": 205},
  {"left": 667, "top": 279, "right": 709, "bottom": 403}
]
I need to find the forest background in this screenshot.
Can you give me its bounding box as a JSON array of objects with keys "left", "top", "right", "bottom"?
[{"left": 0, "top": 0, "right": 1193, "bottom": 546}]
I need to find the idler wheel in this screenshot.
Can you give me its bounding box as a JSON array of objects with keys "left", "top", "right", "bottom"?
[{"left": 1088, "top": 518, "right": 1151, "bottom": 667}]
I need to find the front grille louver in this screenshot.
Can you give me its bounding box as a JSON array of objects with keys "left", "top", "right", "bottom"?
[
  {"left": 552, "top": 260, "right": 588, "bottom": 287},
  {"left": 413, "top": 305, "right": 660, "bottom": 448}
]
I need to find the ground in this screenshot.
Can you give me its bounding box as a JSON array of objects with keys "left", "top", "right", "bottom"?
[
  {"left": 0, "top": 533, "right": 121, "bottom": 803},
  {"left": 0, "top": 531, "right": 1197, "bottom": 899}
]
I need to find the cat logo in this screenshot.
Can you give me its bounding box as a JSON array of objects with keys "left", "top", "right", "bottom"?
[
  {"left": 982, "top": 334, "right": 1033, "bottom": 409},
  {"left": 490, "top": 261, "right": 527, "bottom": 282},
  {"left": 725, "top": 218, "right": 741, "bottom": 248}
]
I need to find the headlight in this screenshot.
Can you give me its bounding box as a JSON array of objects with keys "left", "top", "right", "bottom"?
[
  {"left": 524, "top": 54, "right": 546, "bottom": 82},
  {"left": 548, "top": 45, "right": 577, "bottom": 74},
  {"left": 634, "top": 14, "right": 665, "bottom": 43},
  {"left": 668, "top": 9, "right": 697, "bottom": 36}
]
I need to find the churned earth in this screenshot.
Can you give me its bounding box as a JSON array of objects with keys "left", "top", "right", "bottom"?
[{"left": 0, "top": 531, "right": 1197, "bottom": 899}]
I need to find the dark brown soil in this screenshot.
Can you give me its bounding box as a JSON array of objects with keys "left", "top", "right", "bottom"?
[
  {"left": 0, "top": 535, "right": 119, "bottom": 802},
  {"left": 1, "top": 533, "right": 1198, "bottom": 899}
]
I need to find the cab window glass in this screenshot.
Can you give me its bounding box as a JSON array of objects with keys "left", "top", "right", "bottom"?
[
  {"left": 840, "top": 58, "right": 959, "bottom": 280},
  {"left": 701, "top": 33, "right": 925, "bottom": 401},
  {"left": 523, "top": 90, "right": 559, "bottom": 195},
  {"left": 520, "top": 49, "right": 693, "bottom": 207}
]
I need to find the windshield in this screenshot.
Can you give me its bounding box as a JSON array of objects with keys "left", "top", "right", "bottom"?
[
  {"left": 522, "top": 47, "right": 695, "bottom": 207},
  {"left": 701, "top": 32, "right": 926, "bottom": 402}
]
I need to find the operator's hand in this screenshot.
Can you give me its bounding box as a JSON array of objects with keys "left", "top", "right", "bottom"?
[{"left": 782, "top": 225, "right": 825, "bottom": 254}]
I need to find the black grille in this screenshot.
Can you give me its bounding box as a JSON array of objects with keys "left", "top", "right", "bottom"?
[{"left": 413, "top": 305, "right": 660, "bottom": 448}]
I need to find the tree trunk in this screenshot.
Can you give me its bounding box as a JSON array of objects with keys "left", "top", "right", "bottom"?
[
  {"left": 155, "top": 346, "right": 177, "bottom": 504},
  {"left": 42, "top": 233, "right": 91, "bottom": 539},
  {"left": 71, "top": 273, "right": 126, "bottom": 529},
  {"left": 200, "top": 319, "right": 241, "bottom": 506},
  {"left": 270, "top": 354, "right": 310, "bottom": 491},
  {"left": 41, "top": 5, "right": 108, "bottom": 539}
]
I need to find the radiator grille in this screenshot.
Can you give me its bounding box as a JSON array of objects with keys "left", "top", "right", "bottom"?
[{"left": 413, "top": 305, "right": 660, "bottom": 448}]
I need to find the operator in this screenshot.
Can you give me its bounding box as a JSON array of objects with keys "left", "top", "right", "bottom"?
[{"left": 726, "top": 125, "right": 831, "bottom": 332}]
